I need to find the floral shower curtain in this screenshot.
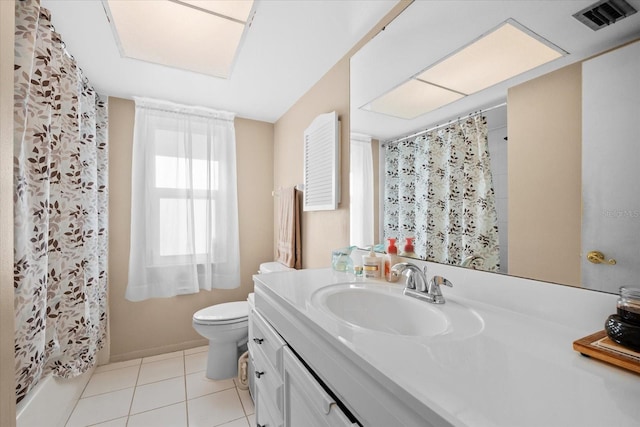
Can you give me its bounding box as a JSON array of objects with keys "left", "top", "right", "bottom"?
[
  {"left": 13, "top": 0, "right": 108, "bottom": 403},
  {"left": 384, "top": 115, "right": 500, "bottom": 271}
]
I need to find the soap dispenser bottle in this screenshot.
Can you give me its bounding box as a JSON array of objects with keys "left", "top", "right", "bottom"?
[
  {"left": 384, "top": 238, "right": 399, "bottom": 282},
  {"left": 363, "top": 246, "right": 382, "bottom": 279},
  {"left": 401, "top": 237, "right": 417, "bottom": 258}
]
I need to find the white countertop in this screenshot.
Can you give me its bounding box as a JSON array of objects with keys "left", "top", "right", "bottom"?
[{"left": 253, "top": 264, "right": 640, "bottom": 427}]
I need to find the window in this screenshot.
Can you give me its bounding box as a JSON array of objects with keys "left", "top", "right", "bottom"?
[
  {"left": 150, "top": 128, "right": 220, "bottom": 264},
  {"left": 126, "top": 98, "right": 240, "bottom": 301},
  {"left": 350, "top": 133, "right": 374, "bottom": 248}
]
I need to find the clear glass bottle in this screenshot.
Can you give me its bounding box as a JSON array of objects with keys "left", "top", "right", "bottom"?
[
  {"left": 331, "top": 246, "right": 355, "bottom": 273},
  {"left": 354, "top": 265, "right": 364, "bottom": 281},
  {"left": 617, "top": 287, "right": 640, "bottom": 326}
]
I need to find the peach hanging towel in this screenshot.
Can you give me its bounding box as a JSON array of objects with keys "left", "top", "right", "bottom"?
[{"left": 275, "top": 187, "right": 302, "bottom": 269}]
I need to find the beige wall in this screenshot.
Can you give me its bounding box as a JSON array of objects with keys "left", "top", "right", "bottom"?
[
  {"left": 108, "top": 97, "right": 274, "bottom": 361},
  {"left": 507, "top": 63, "right": 582, "bottom": 286},
  {"left": 273, "top": 59, "right": 351, "bottom": 268},
  {"left": 273, "top": 1, "right": 411, "bottom": 268},
  {"left": 0, "top": 1, "right": 17, "bottom": 424}
]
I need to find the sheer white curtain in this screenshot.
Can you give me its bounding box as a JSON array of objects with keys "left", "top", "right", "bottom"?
[
  {"left": 350, "top": 133, "right": 374, "bottom": 247},
  {"left": 126, "top": 98, "right": 240, "bottom": 301}
]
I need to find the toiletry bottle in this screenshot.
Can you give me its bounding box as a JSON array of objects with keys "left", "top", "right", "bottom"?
[
  {"left": 384, "top": 238, "right": 399, "bottom": 282},
  {"left": 363, "top": 246, "right": 382, "bottom": 279},
  {"left": 401, "top": 237, "right": 417, "bottom": 258},
  {"left": 354, "top": 265, "right": 364, "bottom": 281}
]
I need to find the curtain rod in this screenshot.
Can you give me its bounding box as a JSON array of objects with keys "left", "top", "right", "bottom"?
[
  {"left": 383, "top": 102, "right": 507, "bottom": 146},
  {"left": 138, "top": 106, "right": 236, "bottom": 122},
  {"left": 134, "top": 97, "right": 236, "bottom": 122}
]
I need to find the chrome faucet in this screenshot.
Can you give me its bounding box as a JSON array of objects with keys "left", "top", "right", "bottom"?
[
  {"left": 460, "top": 255, "right": 484, "bottom": 269},
  {"left": 391, "top": 262, "right": 452, "bottom": 304}
]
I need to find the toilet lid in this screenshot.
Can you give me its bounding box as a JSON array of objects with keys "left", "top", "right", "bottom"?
[{"left": 193, "top": 301, "right": 248, "bottom": 322}]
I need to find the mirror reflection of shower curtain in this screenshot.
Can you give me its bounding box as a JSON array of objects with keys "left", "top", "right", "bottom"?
[
  {"left": 13, "top": 1, "right": 108, "bottom": 404},
  {"left": 384, "top": 115, "right": 500, "bottom": 270}
]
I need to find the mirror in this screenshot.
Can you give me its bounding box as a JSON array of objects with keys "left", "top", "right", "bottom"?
[{"left": 350, "top": 0, "right": 640, "bottom": 293}]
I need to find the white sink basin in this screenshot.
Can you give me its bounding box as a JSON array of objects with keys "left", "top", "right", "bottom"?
[{"left": 311, "top": 282, "right": 483, "bottom": 338}]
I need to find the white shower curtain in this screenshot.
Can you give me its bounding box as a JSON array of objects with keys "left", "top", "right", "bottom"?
[
  {"left": 126, "top": 98, "right": 240, "bottom": 301},
  {"left": 384, "top": 115, "right": 500, "bottom": 270}
]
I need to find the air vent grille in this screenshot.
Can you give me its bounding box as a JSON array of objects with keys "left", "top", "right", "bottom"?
[{"left": 574, "top": 0, "right": 637, "bottom": 30}]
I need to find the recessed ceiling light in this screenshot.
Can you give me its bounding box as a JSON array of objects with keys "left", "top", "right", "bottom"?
[
  {"left": 364, "top": 79, "right": 464, "bottom": 120},
  {"left": 417, "top": 21, "right": 564, "bottom": 95},
  {"left": 174, "top": 0, "right": 253, "bottom": 22},
  {"left": 362, "top": 20, "right": 566, "bottom": 120},
  {"left": 104, "top": 0, "right": 254, "bottom": 79}
]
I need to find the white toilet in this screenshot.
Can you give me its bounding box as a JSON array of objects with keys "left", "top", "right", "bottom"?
[
  {"left": 259, "top": 261, "right": 294, "bottom": 274},
  {"left": 192, "top": 301, "right": 249, "bottom": 380},
  {"left": 192, "top": 262, "right": 294, "bottom": 380}
]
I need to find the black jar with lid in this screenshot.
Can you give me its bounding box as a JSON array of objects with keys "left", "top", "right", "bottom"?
[
  {"left": 617, "top": 287, "right": 640, "bottom": 325},
  {"left": 605, "top": 287, "right": 640, "bottom": 352}
]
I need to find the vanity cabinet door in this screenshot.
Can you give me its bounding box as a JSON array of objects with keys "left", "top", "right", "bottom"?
[
  {"left": 255, "top": 386, "right": 284, "bottom": 427},
  {"left": 282, "top": 347, "right": 357, "bottom": 427},
  {"left": 250, "top": 308, "right": 285, "bottom": 426}
]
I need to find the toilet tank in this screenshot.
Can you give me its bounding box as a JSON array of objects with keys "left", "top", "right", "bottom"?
[{"left": 259, "top": 262, "right": 294, "bottom": 274}]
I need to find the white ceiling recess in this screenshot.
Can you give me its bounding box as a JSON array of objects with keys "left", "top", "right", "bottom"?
[{"left": 40, "top": 0, "right": 398, "bottom": 123}]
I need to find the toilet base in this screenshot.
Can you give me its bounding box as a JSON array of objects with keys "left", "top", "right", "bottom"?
[{"left": 206, "top": 340, "right": 240, "bottom": 380}]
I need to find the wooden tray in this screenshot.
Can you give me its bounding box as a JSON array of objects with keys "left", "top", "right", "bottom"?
[{"left": 573, "top": 330, "right": 640, "bottom": 375}]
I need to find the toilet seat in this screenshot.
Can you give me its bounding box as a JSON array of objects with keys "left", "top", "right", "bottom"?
[{"left": 193, "top": 301, "right": 248, "bottom": 326}]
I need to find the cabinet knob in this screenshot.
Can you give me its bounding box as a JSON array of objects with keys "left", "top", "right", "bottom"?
[
  {"left": 255, "top": 370, "right": 265, "bottom": 378},
  {"left": 253, "top": 337, "right": 264, "bottom": 344}
]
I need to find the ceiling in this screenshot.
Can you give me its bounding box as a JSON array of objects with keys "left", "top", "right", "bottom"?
[
  {"left": 351, "top": 0, "right": 640, "bottom": 140},
  {"left": 40, "top": 0, "right": 398, "bottom": 123}
]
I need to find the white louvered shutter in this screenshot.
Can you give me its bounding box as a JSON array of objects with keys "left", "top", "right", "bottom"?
[{"left": 303, "top": 111, "right": 340, "bottom": 211}]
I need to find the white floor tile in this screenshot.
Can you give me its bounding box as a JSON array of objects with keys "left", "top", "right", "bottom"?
[
  {"left": 187, "top": 389, "right": 245, "bottom": 427},
  {"left": 94, "top": 358, "right": 141, "bottom": 374},
  {"left": 217, "top": 417, "right": 249, "bottom": 427},
  {"left": 232, "top": 378, "right": 250, "bottom": 390},
  {"left": 130, "top": 376, "right": 186, "bottom": 415},
  {"left": 66, "top": 388, "right": 134, "bottom": 427},
  {"left": 127, "top": 401, "right": 187, "bottom": 427},
  {"left": 237, "top": 388, "right": 254, "bottom": 416},
  {"left": 142, "top": 350, "right": 184, "bottom": 364},
  {"left": 69, "top": 348, "right": 255, "bottom": 427},
  {"left": 90, "top": 417, "right": 128, "bottom": 427},
  {"left": 186, "top": 372, "right": 235, "bottom": 400},
  {"left": 184, "top": 345, "right": 208, "bottom": 355},
  {"left": 82, "top": 365, "right": 140, "bottom": 397},
  {"left": 185, "top": 351, "right": 208, "bottom": 374},
  {"left": 137, "top": 356, "right": 185, "bottom": 385}
]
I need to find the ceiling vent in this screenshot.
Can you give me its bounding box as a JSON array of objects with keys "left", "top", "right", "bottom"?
[{"left": 573, "top": 0, "right": 637, "bottom": 30}]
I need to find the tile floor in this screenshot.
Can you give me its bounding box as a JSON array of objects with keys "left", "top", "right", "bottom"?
[{"left": 65, "top": 346, "right": 255, "bottom": 427}]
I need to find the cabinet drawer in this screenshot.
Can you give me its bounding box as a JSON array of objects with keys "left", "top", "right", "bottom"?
[
  {"left": 252, "top": 343, "right": 283, "bottom": 412},
  {"left": 250, "top": 308, "right": 286, "bottom": 371}
]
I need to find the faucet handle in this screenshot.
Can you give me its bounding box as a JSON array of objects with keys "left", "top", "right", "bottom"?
[
  {"left": 427, "top": 275, "right": 452, "bottom": 304},
  {"left": 431, "top": 276, "right": 452, "bottom": 288}
]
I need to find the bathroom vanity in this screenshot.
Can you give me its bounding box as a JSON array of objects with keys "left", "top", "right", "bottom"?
[{"left": 251, "top": 263, "right": 640, "bottom": 427}]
